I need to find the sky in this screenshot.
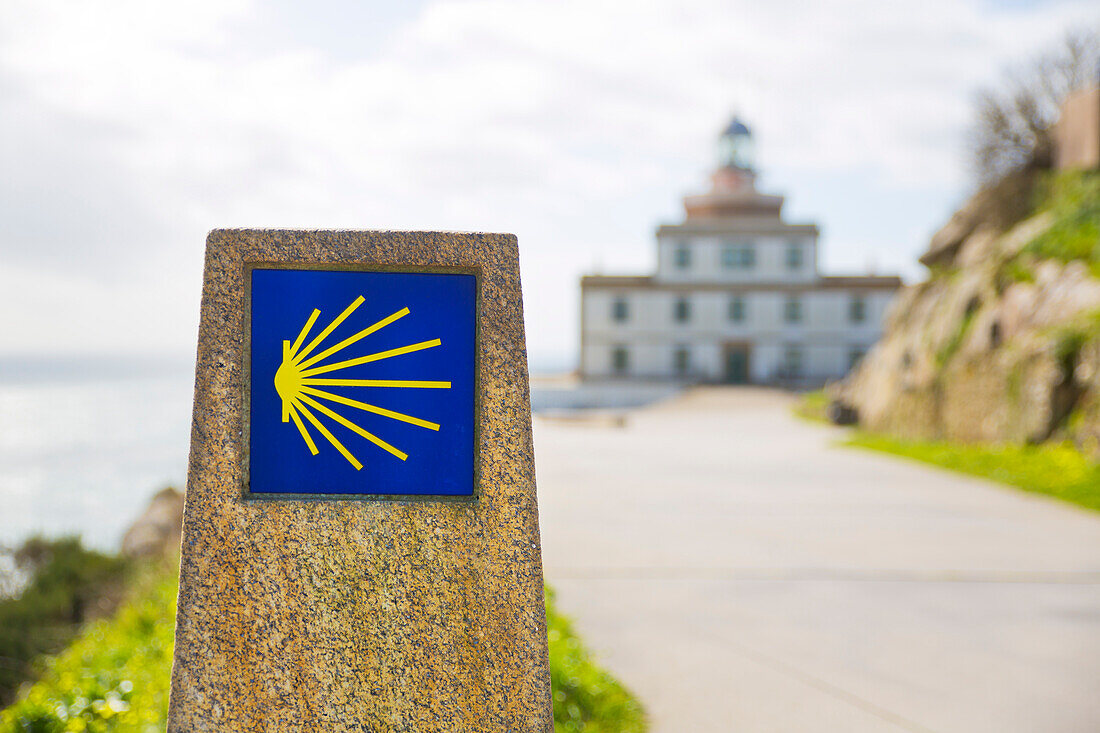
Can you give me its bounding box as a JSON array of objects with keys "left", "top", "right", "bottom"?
[{"left": 2, "top": 0, "right": 1097, "bottom": 371}]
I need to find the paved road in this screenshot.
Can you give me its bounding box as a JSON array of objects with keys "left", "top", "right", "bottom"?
[{"left": 535, "top": 388, "right": 1100, "bottom": 732}]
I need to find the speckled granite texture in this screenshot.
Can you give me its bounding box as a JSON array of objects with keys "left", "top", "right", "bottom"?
[{"left": 168, "top": 230, "right": 552, "bottom": 732}]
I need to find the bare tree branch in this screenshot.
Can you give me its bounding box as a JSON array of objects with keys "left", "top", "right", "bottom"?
[{"left": 971, "top": 29, "right": 1100, "bottom": 184}]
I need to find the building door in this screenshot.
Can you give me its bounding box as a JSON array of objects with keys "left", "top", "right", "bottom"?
[{"left": 724, "top": 344, "right": 751, "bottom": 384}]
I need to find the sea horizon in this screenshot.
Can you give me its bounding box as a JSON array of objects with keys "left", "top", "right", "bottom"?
[{"left": 0, "top": 350, "right": 585, "bottom": 551}]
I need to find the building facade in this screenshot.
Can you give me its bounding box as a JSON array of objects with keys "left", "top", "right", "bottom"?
[{"left": 580, "top": 118, "right": 901, "bottom": 384}]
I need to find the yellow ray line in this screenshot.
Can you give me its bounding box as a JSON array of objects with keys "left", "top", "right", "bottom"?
[
  {"left": 289, "top": 309, "right": 320, "bottom": 359},
  {"left": 293, "top": 296, "right": 365, "bottom": 366},
  {"left": 292, "top": 397, "right": 362, "bottom": 470},
  {"left": 300, "top": 339, "right": 442, "bottom": 378},
  {"left": 287, "top": 403, "right": 319, "bottom": 455},
  {"left": 301, "top": 378, "right": 452, "bottom": 389},
  {"left": 300, "top": 385, "right": 441, "bottom": 431},
  {"left": 296, "top": 307, "right": 410, "bottom": 371},
  {"left": 297, "top": 393, "right": 408, "bottom": 461}
]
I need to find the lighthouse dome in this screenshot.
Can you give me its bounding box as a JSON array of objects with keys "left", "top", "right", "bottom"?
[
  {"left": 722, "top": 117, "right": 751, "bottom": 137},
  {"left": 717, "top": 115, "right": 755, "bottom": 171}
]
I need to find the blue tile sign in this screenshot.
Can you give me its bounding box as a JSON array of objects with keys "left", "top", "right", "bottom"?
[{"left": 248, "top": 268, "right": 477, "bottom": 497}]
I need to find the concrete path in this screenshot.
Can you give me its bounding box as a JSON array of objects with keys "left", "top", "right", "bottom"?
[{"left": 535, "top": 387, "right": 1100, "bottom": 732}]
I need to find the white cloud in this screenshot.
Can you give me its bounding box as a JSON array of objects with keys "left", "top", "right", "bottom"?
[{"left": 1, "top": 0, "right": 1097, "bottom": 364}]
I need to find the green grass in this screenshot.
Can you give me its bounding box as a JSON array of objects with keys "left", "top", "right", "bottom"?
[
  {"left": 793, "top": 389, "right": 830, "bottom": 424},
  {"left": 2, "top": 564, "right": 646, "bottom": 732},
  {"left": 846, "top": 433, "right": 1100, "bottom": 512}
]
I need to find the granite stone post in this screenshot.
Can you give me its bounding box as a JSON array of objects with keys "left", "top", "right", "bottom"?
[{"left": 168, "top": 230, "right": 552, "bottom": 731}]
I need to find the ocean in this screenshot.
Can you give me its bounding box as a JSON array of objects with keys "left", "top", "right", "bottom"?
[
  {"left": 0, "top": 357, "right": 676, "bottom": 552},
  {"left": 0, "top": 360, "right": 194, "bottom": 551}
]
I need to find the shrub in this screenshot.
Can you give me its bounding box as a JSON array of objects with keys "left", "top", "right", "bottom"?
[
  {"left": 3, "top": 564, "right": 648, "bottom": 732},
  {"left": 0, "top": 564, "right": 175, "bottom": 733},
  {"left": 0, "top": 538, "right": 129, "bottom": 705}
]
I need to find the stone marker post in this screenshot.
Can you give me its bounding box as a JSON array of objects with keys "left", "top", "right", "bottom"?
[{"left": 169, "top": 230, "right": 552, "bottom": 731}]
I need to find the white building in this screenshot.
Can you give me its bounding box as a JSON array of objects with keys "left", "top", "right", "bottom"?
[{"left": 580, "top": 118, "right": 901, "bottom": 385}]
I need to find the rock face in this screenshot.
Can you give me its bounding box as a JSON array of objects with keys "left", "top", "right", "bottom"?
[
  {"left": 837, "top": 188, "right": 1100, "bottom": 453},
  {"left": 120, "top": 486, "right": 184, "bottom": 559}
]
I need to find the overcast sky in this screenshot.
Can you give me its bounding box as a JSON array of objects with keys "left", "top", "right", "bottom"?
[{"left": 2, "top": 0, "right": 1097, "bottom": 369}]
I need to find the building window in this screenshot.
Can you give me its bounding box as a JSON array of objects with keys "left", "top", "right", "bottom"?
[
  {"left": 674, "top": 244, "right": 691, "bottom": 269},
  {"left": 612, "top": 346, "right": 629, "bottom": 375},
  {"left": 786, "top": 243, "right": 803, "bottom": 270},
  {"left": 674, "top": 297, "right": 691, "bottom": 323},
  {"left": 849, "top": 295, "right": 866, "bottom": 323},
  {"left": 722, "top": 243, "right": 755, "bottom": 269},
  {"left": 612, "top": 296, "right": 629, "bottom": 322},
  {"left": 848, "top": 348, "right": 866, "bottom": 370},
  {"left": 729, "top": 296, "right": 746, "bottom": 323},
  {"left": 783, "top": 296, "right": 802, "bottom": 324},
  {"left": 783, "top": 345, "right": 803, "bottom": 377},
  {"left": 674, "top": 346, "right": 690, "bottom": 376}
]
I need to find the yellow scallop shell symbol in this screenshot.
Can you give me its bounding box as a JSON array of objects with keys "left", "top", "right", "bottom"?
[{"left": 273, "top": 295, "right": 451, "bottom": 470}]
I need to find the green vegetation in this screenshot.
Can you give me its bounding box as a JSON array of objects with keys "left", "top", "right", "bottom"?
[
  {"left": 845, "top": 433, "right": 1100, "bottom": 512},
  {"left": 1052, "top": 309, "right": 1100, "bottom": 369},
  {"left": 994, "top": 257, "right": 1034, "bottom": 292},
  {"left": 546, "top": 587, "right": 646, "bottom": 733},
  {"left": 1024, "top": 171, "right": 1100, "bottom": 276},
  {"left": 0, "top": 565, "right": 175, "bottom": 733},
  {"left": 937, "top": 298, "right": 980, "bottom": 367},
  {"left": 992, "top": 170, "right": 1100, "bottom": 292},
  {"left": 792, "top": 389, "right": 830, "bottom": 424},
  {"left": 0, "top": 538, "right": 129, "bottom": 706},
  {"left": 2, "top": 562, "right": 646, "bottom": 732}
]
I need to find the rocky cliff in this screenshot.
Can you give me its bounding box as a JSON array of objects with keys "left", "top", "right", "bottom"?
[
  {"left": 120, "top": 486, "right": 183, "bottom": 559},
  {"left": 836, "top": 171, "right": 1100, "bottom": 455}
]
